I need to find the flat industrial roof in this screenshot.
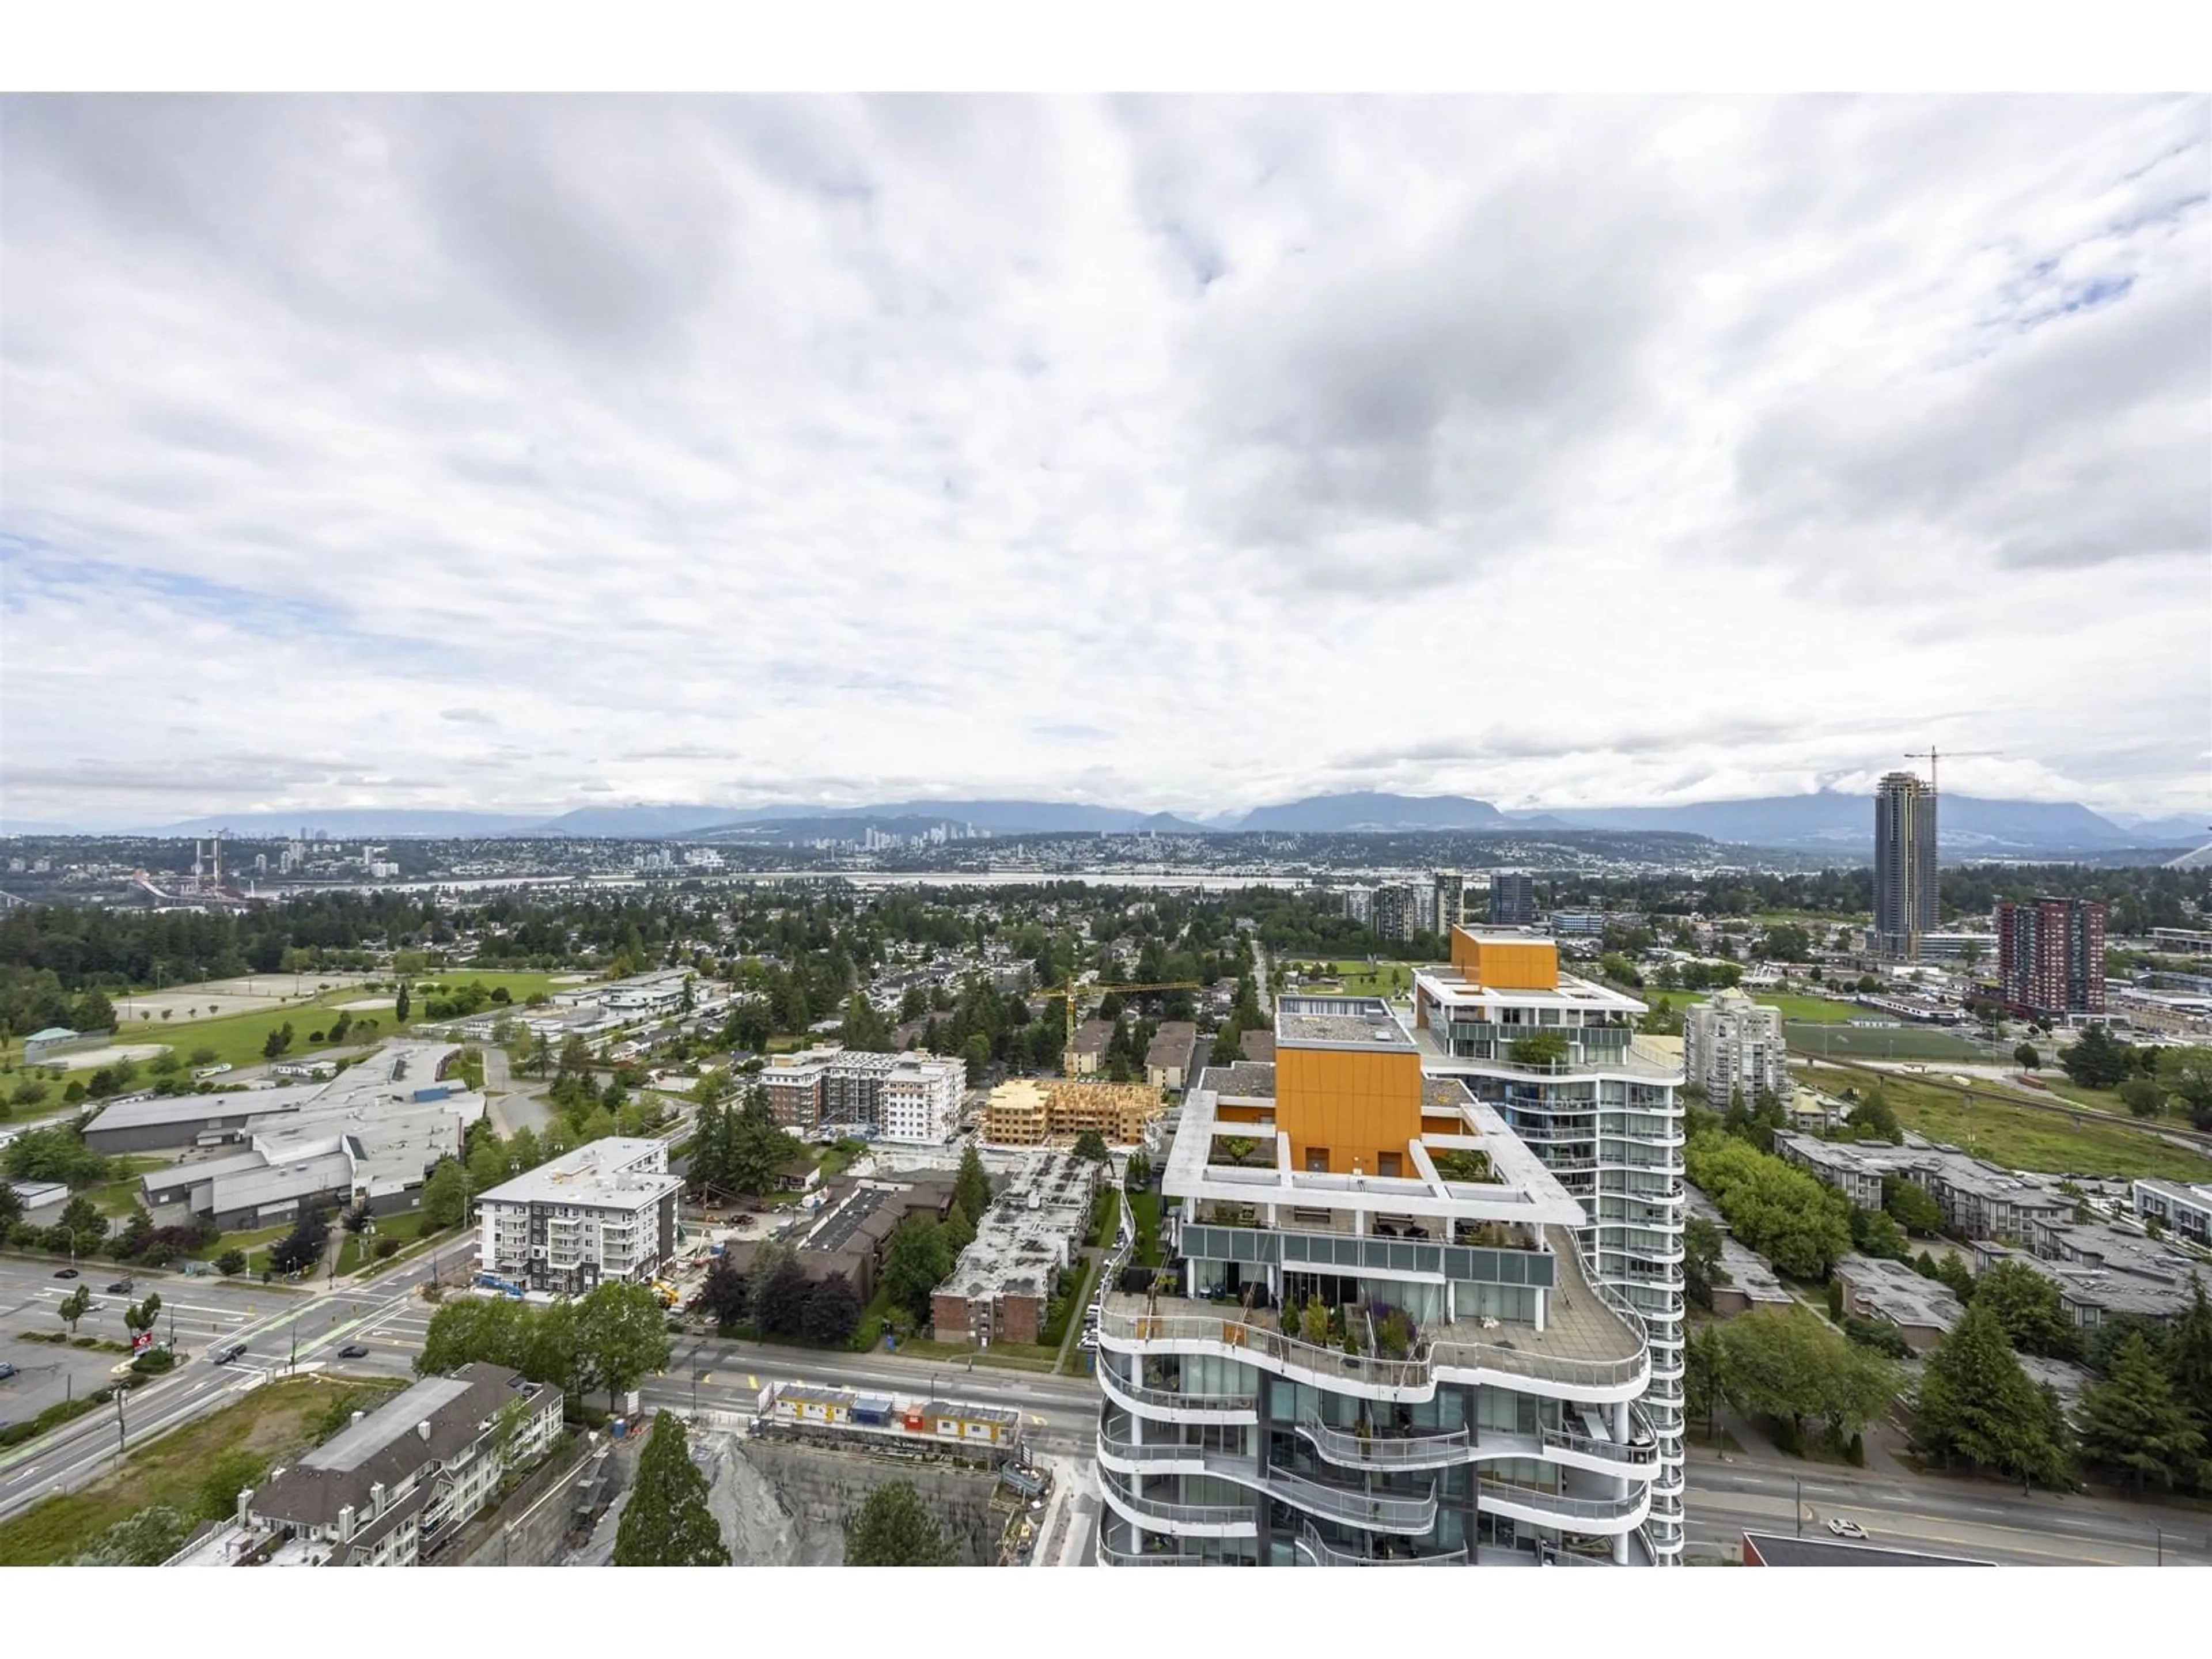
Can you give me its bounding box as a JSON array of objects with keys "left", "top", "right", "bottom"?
[{"left": 478, "top": 1137, "right": 679, "bottom": 1209}]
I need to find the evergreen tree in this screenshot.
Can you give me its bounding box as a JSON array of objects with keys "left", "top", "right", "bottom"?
[
  {"left": 844, "top": 1479, "right": 959, "bottom": 1565},
  {"left": 2166, "top": 1275, "right": 2212, "bottom": 1490},
  {"left": 2075, "top": 1331, "right": 2205, "bottom": 1496},
  {"left": 612, "top": 1413, "right": 731, "bottom": 1566},
  {"left": 954, "top": 1145, "right": 993, "bottom": 1226},
  {"left": 1911, "top": 1302, "right": 2068, "bottom": 1487},
  {"left": 395, "top": 982, "right": 411, "bottom": 1024}
]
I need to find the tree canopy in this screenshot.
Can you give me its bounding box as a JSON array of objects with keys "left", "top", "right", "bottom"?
[
  {"left": 844, "top": 1479, "right": 959, "bottom": 1565},
  {"left": 1911, "top": 1302, "right": 2071, "bottom": 1488},
  {"left": 612, "top": 1413, "right": 730, "bottom": 1566},
  {"left": 1685, "top": 1131, "right": 1853, "bottom": 1278}
]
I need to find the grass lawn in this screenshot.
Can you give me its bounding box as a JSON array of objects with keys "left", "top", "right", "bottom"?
[
  {"left": 1876, "top": 1075, "right": 2212, "bottom": 1182},
  {"left": 853, "top": 1283, "right": 900, "bottom": 1353},
  {"left": 1130, "top": 1188, "right": 1164, "bottom": 1269},
  {"left": 78, "top": 1155, "right": 173, "bottom": 1218},
  {"left": 0, "top": 1373, "right": 405, "bottom": 1566},
  {"left": 891, "top": 1336, "right": 1060, "bottom": 1372},
  {"left": 1753, "top": 994, "right": 1866, "bottom": 1024},
  {"left": 1289, "top": 959, "right": 1414, "bottom": 998},
  {"left": 1783, "top": 1022, "right": 1993, "bottom": 1062}
]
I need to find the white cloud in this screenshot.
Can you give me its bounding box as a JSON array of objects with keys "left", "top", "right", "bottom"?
[{"left": 1, "top": 93, "right": 2205, "bottom": 825}]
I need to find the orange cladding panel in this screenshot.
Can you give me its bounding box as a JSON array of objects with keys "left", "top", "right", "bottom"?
[
  {"left": 1449, "top": 928, "right": 1558, "bottom": 990},
  {"left": 1275, "top": 1044, "right": 1421, "bottom": 1174}
]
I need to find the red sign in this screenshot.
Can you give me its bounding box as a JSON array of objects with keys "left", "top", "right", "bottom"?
[{"left": 131, "top": 1331, "right": 154, "bottom": 1354}]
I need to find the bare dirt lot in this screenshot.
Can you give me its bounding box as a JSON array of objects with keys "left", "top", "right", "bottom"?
[{"left": 109, "top": 972, "right": 384, "bottom": 1025}]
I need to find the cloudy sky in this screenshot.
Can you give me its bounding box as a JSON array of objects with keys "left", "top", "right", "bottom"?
[{"left": 2, "top": 94, "right": 2206, "bottom": 828}]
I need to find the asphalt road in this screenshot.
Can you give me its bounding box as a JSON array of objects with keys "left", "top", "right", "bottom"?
[
  {"left": 0, "top": 1248, "right": 448, "bottom": 1524},
  {"left": 12, "top": 1240, "right": 2210, "bottom": 1567},
  {"left": 482, "top": 1043, "right": 554, "bottom": 1135},
  {"left": 1683, "top": 1457, "right": 2212, "bottom": 1566}
]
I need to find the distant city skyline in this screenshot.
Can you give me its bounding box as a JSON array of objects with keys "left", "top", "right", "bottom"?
[{"left": 2, "top": 95, "right": 2206, "bottom": 825}]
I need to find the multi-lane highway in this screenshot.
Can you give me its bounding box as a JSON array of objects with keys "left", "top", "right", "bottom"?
[
  {"left": 1682, "top": 1457, "right": 2212, "bottom": 1566},
  {"left": 0, "top": 1250, "right": 445, "bottom": 1523},
  {"left": 10, "top": 1243, "right": 2212, "bottom": 1566}
]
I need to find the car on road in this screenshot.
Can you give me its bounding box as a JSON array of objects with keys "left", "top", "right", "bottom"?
[
  {"left": 337, "top": 1344, "right": 368, "bottom": 1359},
  {"left": 1827, "top": 1518, "right": 1867, "bottom": 1539},
  {"left": 214, "top": 1343, "right": 249, "bottom": 1365},
  {"left": 107, "top": 1281, "right": 134, "bottom": 1295},
  {"left": 0, "top": 1362, "right": 17, "bottom": 1381},
  {"left": 53, "top": 1267, "right": 79, "bottom": 1279}
]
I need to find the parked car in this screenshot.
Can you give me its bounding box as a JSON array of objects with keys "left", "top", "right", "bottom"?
[
  {"left": 337, "top": 1344, "right": 368, "bottom": 1359},
  {"left": 1827, "top": 1518, "right": 1867, "bottom": 1539},
  {"left": 52, "top": 1267, "right": 79, "bottom": 1279}
]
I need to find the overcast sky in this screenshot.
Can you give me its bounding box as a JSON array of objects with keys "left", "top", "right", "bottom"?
[{"left": 2, "top": 94, "right": 2206, "bottom": 828}]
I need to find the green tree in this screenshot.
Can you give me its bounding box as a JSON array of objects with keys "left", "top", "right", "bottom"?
[
  {"left": 1508, "top": 1029, "right": 1569, "bottom": 1069},
  {"left": 2119, "top": 1077, "right": 2166, "bottom": 1119},
  {"left": 941, "top": 1201, "right": 976, "bottom": 1255},
  {"left": 214, "top": 1248, "right": 247, "bottom": 1277},
  {"left": 421, "top": 1159, "right": 467, "bottom": 1230},
  {"left": 57, "top": 1283, "right": 92, "bottom": 1334},
  {"left": 2059, "top": 1025, "right": 2131, "bottom": 1090},
  {"left": 196, "top": 1449, "right": 263, "bottom": 1521},
  {"left": 844, "top": 1478, "right": 959, "bottom": 1565},
  {"left": 961, "top": 1031, "right": 991, "bottom": 1087},
  {"left": 260, "top": 1027, "right": 289, "bottom": 1061},
  {"left": 954, "top": 1146, "right": 993, "bottom": 1228},
  {"left": 2013, "top": 1043, "right": 2040, "bottom": 1072},
  {"left": 71, "top": 1505, "right": 192, "bottom": 1566},
  {"left": 2165, "top": 1052, "right": 2212, "bottom": 1132},
  {"left": 1685, "top": 1131, "right": 1853, "bottom": 1278},
  {"left": 2074, "top": 1331, "right": 2205, "bottom": 1496},
  {"left": 1070, "top": 1129, "right": 1109, "bottom": 1163},
  {"left": 756, "top": 1255, "right": 812, "bottom": 1336},
  {"left": 1683, "top": 1217, "right": 1726, "bottom": 1311},
  {"left": 803, "top": 1272, "right": 862, "bottom": 1345},
  {"left": 1717, "top": 1305, "right": 1899, "bottom": 1448},
  {"left": 1883, "top": 1176, "right": 1946, "bottom": 1237},
  {"left": 692, "top": 1255, "right": 749, "bottom": 1329},
  {"left": 395, "top": 982, "right": 412, "bottom": 1024},
  {"left": 880, "top": 1215, "right": 954, "bottom": 1324},
  {"left": 1685, "top": 1321, "right": 1731, "bottom": 1437},
  {"left": 612, "top": 1413, "right": 730, "bottom": 1565},
  {"left": 1849, "top": 1087, "right": 1900, "bottom": 1143},
  {"left": 1974, "top": 1258, "right": 2080, "bottom": 1358},
  {"left": 575, "top": 1281, "right": 672, "bottom": 1415},
  {"left": 1911, "top": 1302, "right": 2069, "bottom": 1487}
]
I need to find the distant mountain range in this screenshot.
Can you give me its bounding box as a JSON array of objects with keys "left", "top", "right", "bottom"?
[{"left": 6, "top": 788, "right": 2199, "bottom": 857}]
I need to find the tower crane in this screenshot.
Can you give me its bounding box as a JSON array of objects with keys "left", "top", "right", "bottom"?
[
  {"left": 1902, "top": 748, "right": 2000, "bottom": 795},
  {"left": 1028, "top": 978, "right": 1202, "bottom": 1065}
]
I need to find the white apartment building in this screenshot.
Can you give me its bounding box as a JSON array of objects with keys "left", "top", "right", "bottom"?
[
  {"left": 762, "top": 1046, "right": 964, "bottom": 1143},
  {"left": 476, "top": 1137, "right": 683, "bottom": 1296},
  {"left": 1681, "top": 987, "right": 1787, "bottom": 1107},
  {"left": 1402, "top": 930, "right": 1686, "bottom": 1561},
  {"left": 1099, "top": 982, "right": 1668, "bottom": 1570},
  {"left": 2132, "top": 1179, "right": 2212, "bottom": 1248},
  {"left": 878, "top": 1053, "right": 966, "bottom": 1143}
]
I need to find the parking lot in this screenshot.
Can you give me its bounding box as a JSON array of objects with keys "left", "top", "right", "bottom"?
[{"left": 0, "top": 1257, "right": 286, "bottom": 1430}]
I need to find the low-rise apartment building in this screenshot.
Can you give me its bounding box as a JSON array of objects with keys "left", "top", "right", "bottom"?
[
  {"left": 1069, "top": 1019, "right": 1115, "bottom": 1077},
  {"left": 761, "top": 1047, "right": 964, "bottom": 1143},
  {"left": 170, "top": 1363, "right": 562, "bottom": 1566},
  {"left": 1974, "top": 1219, "right": 2207, "bottom": 1329},
  {"left": 931, "top": 1151, "right": 1100, "bottom": 1346},
  {"left": 1831, "top": 1253, "right": 1963, "bottom": 1350},
  {"left": 1145, "top": 1021, "right": 1201, "bottom": 1092},
  {"left": 1771, "top": 1131, "right": 2069, "bottom": 1243},
  {"left": 476, "top": 1137, "right": 682, "bottom": 1295},
  {"left": 2132, "top": 1179, "right": 2212, "bottom": 1247}
]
